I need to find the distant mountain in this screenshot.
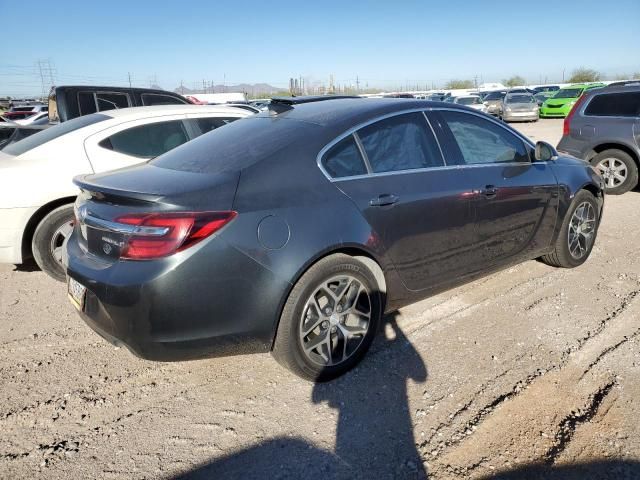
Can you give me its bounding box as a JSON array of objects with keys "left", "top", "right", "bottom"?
[{"left": 173, "top": 83, "right": 285, "bottom": 96}]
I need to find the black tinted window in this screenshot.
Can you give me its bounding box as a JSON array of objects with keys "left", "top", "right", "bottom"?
[
  {"left": 358, "top": 112, "right": 443, "bottom": 173},
  {"left": 194, "top": 117, "right": 238, "bottom": 135},
  {"left": 96, "top": 92, "right": 130, "bottom": 112},
  {"left": 584, "top": 92, "right": 640, "bottom": 117},
  {"left": 322, "top": 135, "right": 367, "bottom": 178},
  {"left": 99, "top": 120, "right": 188, "bottom": 158},
  {"left": 78, "top": 92, "right": 97, "bottom": 115},
  {"left": 441, "top": 111, "right": 529, "bottom": 165},
  {"left": 141, "top": 93, "right": 187, "bottom": 106}
]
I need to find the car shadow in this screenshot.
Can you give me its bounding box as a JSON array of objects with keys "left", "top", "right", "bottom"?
[
  {"left": 12, "top": 257, "right": 40, "bottom": 273},
  {"left": 171, "top": 313, "right": 429, "bottom": 480}
]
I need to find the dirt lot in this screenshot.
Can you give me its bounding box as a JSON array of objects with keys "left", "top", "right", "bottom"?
[{"left": 1, "top": 118, "right": 639, "bottom": 479}]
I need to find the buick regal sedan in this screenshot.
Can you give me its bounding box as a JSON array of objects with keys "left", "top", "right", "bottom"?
[{"left": 64, "top": 97, "right": 605, "bottom": 381}]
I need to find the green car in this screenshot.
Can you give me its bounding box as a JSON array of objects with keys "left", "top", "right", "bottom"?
[{"left": 539, "top": 83, "right": 605, "bottom": 118}]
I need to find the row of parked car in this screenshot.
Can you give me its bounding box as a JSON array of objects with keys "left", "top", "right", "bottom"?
[{"left": 0, "top": 82, "right": 638, "bottom": 380}]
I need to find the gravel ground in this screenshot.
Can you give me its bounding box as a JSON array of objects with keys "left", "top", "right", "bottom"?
[{"left": 1, "top": 119, "right": 639, "bottom": 479}]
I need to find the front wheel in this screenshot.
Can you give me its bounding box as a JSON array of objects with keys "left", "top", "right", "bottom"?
[
  {"left": 32, "top": 204, "right": 75, "bottom": 282},
  {"left": 272, "top": 254, "right": 383, "bottom": 381},
  {"left": 540, "top": 190, "right": 600, "bottom": 268}
]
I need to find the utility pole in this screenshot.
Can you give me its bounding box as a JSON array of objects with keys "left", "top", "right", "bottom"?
[
  {"left": 562, "top": 69, "right": 565, "bottom": 82},
  {"left": 128, "top": 72, "right": 132, "bottom": 88},
  {"left": 180, "top": 80, "right": 184, "bottom": 94},
  {"left": 356, "top": 75, "right": 360, "bottom": 93},
  {"left": 474, "top": 75, "right": 478, "bottom": 90}
]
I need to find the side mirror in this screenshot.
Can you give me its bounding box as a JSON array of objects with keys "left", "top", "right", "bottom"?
[{"left": 534, "top": 141, "right": 558, "bottom": 162}]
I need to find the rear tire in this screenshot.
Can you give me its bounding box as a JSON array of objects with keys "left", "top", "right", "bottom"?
[
  {"left": 272, "top": 254, "right": 383, "bottom": 382},
  {"left": 32, "top": 204, "right": 75, "bottom": 282},
  {"left": 541, "top": 190, "right": 600, "bottom": 268},
  {"left": 591, "top": 149, "right": 638, "bottom": 195}
]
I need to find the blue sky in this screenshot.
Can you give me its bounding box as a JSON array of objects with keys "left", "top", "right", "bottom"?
[{"left": 2, "top": 0, "right": 639, "bottom": 95}]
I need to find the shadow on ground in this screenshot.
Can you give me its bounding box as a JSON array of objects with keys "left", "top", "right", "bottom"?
[
  {"left": 478, "top": 459, "right": 640, "bottom": 480},
  {"left": 172, "top": 314, "right": 429, "bottom": 479}
]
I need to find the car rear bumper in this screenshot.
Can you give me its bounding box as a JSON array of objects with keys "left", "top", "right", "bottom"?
[
  {"left": 0, "top": 206, "right": 37, "bottom": 264},
  {"left": 64, "top": 229, "right": 291, "bottom": 361}
]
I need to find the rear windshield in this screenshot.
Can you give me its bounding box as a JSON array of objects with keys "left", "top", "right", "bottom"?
[
  {"left": 151, "top": 117, "right": 311, "bottom": 174},
  {"left": 484, "top": 92, "right": 505, "bottom": 100},
  {"left": 457, "top": 97, "right": 481, "bottom": 105},
  {"left": 3, "top": 113, "right": 109, "bottom": 157},
  {"left": 553, "top": 88, "right": 582, "bottom": 99}
]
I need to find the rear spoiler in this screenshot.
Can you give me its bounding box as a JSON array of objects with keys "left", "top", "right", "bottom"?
[{"left": 73, "top": 174, "right": 163, "bottom": 204}]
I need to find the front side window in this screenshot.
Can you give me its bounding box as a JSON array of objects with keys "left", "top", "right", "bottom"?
[
  {"left": 322, "top": 135, "right": 367, "bottom": 178},
  {"left": 584, "top": 92, "right": 640, "bottom": 117},
  {"left": 357, "top": 112, "right": 444, "bottom": 173},
  {"left": 99, "top": 120, "right": 189, "bottom": 158},
  {"left": 440, "top": 111, "right": 529, "bottom": 165}
]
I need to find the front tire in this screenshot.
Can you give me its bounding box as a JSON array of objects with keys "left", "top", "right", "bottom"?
[
  {"left": 32, "top": 204, "right": 75, "bottom": 282},
  {"left": 272, "top": 254, "right": 383, "bottom": 382},
  {"left": 540, "top": 190, "right": 600, "bottom": 268},
  {"left": 591, "top": 149, "right": 638, "bottom": 195}
]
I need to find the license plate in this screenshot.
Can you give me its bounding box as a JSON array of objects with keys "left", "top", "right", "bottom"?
[{"left": 68, "top": 277, "right": 87, "bottom": 311}]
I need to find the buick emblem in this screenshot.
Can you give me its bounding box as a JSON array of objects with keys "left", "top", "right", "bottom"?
[{"left": 103, "top": 243, "right": 113, "bottom": 254}]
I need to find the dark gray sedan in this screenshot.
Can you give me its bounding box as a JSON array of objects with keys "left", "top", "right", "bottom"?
[{"left": 64, "top": 97, "right": 604, "bottom": 381}]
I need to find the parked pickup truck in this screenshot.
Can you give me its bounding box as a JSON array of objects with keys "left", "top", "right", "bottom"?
[{"left": 48, "top": 85, "right": 191, "bottom": 122}]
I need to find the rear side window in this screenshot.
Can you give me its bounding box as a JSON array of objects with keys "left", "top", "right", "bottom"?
[
  {"left": 322, "top": 135, "right": 367, "bottom": 178},
  {"left": 141, "top": 93, "right": 187, "bottom": 106},
  {"left": 357, "top": 112, "right": 444, "bottom": 173},
  {"left": 584, "top": 92, "right": 640, "bottom": 117},
  {"left": 79, "top": 92, "right": 131, "bottom": 115},
  {"left": 440, "top": 111, "right": 529, "bottom": 165},
  {"left": 99, "top": 120, "right": 189, "bottom": 158}
]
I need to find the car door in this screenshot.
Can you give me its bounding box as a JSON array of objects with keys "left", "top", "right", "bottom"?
[
  {"left": 84, "top": 116, "right": 191, "bottom": 173},
  {"left": 322, "top": 111, "right": 478, "bottom": 292},
  {"left": 431, "top": 109, "right": 558, "bottom": 266}
]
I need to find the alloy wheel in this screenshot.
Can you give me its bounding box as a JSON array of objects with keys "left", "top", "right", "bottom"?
[
  {"left": 597, "top": 158, "right": 627, "bottom": 189},
  {"left": 299, "top": 275, "right": 371, "bottom": 366},
  {"left": 50, "top": 220, "right": 74, "bottom": 264},
  {"left": 567, "top": 202, "right": 596, "bottom": 260}
]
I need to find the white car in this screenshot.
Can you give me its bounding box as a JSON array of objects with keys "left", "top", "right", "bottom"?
[
  {"left": 446, "top": 95, "right": 488, "bottom": 113},
  {"left": 14, "top": 112, "right": 50, "bottom": 126},
  {"left": 0, "top": 105, "right": 252, "bottom": 280}
]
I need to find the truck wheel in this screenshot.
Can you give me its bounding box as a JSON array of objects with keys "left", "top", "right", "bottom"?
[{"left": 32, "top": 205, "right": 74, "bottom": 282}]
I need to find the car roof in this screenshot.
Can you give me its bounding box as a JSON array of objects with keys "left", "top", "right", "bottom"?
[
  {"left": 99, "top": 104, "right": 252, "bottom": 119},
  {"left": 255, "top": 97, "right": 487, "bottom": 137}
]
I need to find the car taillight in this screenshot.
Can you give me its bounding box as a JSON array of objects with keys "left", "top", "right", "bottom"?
[
  {"left": 563, "top": 94, "right": 587, "bottom": 136},
  {"left": 115, "top": 211, "right": 237, "bottom": 260}
]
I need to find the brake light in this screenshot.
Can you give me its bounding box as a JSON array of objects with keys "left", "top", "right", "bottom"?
[
  {"left": 563, "top": 94, "right": 588, "bottom": 136},
  {"left": 115, "top": 211, "right": 237, "bottom": 260}
]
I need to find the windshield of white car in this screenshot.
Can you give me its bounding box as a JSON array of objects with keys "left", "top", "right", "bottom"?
[{"left": 3, "top": 113, "right": 110, "bottom": 157}]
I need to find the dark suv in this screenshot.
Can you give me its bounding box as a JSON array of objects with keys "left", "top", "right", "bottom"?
[{"left": 557, "top": 85, "right": 640, "bottom": 194}]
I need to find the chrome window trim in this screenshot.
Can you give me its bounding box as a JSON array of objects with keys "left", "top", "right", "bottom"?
[
  {"left": 316, "top": 107, "right": 536, "bottom": 182},
  {"left": 317, "top": 108, "right": 449, "bottom": 181}
]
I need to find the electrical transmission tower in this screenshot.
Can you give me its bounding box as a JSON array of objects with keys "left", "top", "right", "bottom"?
[{"left": 36, "top": 59, "right": 56, "bottom": 99}]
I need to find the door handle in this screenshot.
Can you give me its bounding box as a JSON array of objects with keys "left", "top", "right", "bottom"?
[
  {"left": 369, "top": 194, "right": 399, "bottom": 207},
  {"left": 482, "top": 185, "right": 498, "bottom": 198}
]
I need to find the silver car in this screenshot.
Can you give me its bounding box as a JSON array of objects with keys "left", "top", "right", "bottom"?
[{"left": 501, "top": 93, "right": 539, "bottom": 122}]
